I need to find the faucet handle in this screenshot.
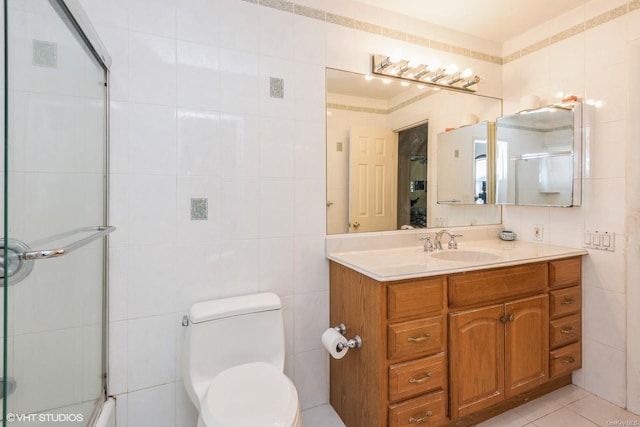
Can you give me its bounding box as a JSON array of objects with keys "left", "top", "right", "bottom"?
[
  {"left": 448, "top": 234, "right": 463, "bottom": 249},
  {"left": 418, "top": 236, "right": 434, "bottom": 252}
]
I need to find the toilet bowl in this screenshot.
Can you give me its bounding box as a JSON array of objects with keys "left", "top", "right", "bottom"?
[
  {"left": 201, "top": 362, "right": 301, "bottom": 427},
  {"left": 183, "top": 292, "right": 301, "bottom": 427}
]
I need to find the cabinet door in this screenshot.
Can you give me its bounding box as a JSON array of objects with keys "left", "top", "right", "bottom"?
[
  {"left": 449, "top": 304, "right": 504, "bottom": 419},
  {"left": 504, "top": 294, "right": 549, "bottom": 398}
]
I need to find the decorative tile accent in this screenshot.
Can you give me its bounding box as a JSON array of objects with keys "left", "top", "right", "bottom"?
[
  {"left": 270, "top": 77, "right": 284, "bottom": 98},
  {"left": 452, "top": 45, "right": 471, "bottom": 57},
  {"left": 326, "top": 12, "right": 354, "bottom": 27},
  {"left": 260, "top": 0, "right": 293, "bottom": 13},
  {"left": 190, "top": 198, "right": 208, "bottom": 221},
  {"left": 242, "top": 0, "right": 637, "bottom": 67},
  {"left": 356, "top": 20, "right": 381, "bottom": 34},
  {"left": 407, "top": 34, "right": 431, "bottom": 48},
  {"left": 522, "top": 38, "right": 550, "bottom": 55},
  {"left": 471, "top": 51, "right": 503, "bottom": 65},
  {"left": 328, "top": 88, "right": 437, "bottom": 116},
  {"left": 327, "top": 103, "right": 387, "bottom": 115},
  {"left": 550, "top": 24, "right": 585, "bottom": 44},
  {"left": 32, "top": 40, "right": 57, "bottom": 68},
  {"left": 388, "top": 90, "right": 437, "bottom": 113},
  {"left": 382, "top": 28, "right": 405, "bottom": 41},
  {"left": 586, "top": 5, "right": 628, "bottom": 29},
  {"left": 503, "top": 51, "right": 521, "bottom": 64},
  {"left": 505, "top": 2, "right": 634, "bottom": 63},
  {"left": 430, "top": 40, "right": 452, "bottom": 52},
  {"left": 293, "top": 4, "right": 325, "bottom": 20}
]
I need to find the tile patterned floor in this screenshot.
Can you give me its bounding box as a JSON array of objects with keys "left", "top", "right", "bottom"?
[{"left": 302, "top": 385, "right": 640, "bottom": 427}]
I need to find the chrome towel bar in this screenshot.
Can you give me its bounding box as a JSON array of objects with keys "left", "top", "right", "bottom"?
[
  {"left": 1, "top": 225, "right": 116, "bottom": 285},
  {"left": 22, "top": 226, "right": 116, "bottom": 260}
]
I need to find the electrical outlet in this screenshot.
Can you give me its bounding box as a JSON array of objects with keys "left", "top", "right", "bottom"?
[{"left": 533, "top": 224, "right": 543, "bottom": 241}]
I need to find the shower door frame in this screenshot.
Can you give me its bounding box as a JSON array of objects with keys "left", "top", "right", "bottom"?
[{"left": 2, "top": 0, "right": 112, "bottom": 424}]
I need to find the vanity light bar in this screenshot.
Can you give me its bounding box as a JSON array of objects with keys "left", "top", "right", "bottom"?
[{"left": 371, "top": 54, "right": 480, "bottom": 92}]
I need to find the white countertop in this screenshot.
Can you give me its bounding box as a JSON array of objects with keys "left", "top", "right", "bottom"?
[{"left": 327, "top": 240, "right": 588, "bottom": 282}]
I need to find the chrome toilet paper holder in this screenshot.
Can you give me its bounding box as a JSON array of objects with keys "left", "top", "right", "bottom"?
[{"left": 333, "top": 323, "right": 363, "bottom": 350}]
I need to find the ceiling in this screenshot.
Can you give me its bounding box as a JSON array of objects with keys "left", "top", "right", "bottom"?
[{"left": 354, "top": 0, "right": 590, "bottom": 43}]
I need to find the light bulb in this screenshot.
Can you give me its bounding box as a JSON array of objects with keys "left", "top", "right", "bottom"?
[{"left": 444, "top": 64, "right": 458, "bottom": 75}]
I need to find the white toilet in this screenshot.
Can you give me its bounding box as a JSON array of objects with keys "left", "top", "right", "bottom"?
[{"left": 183, "top": 292, "right": 302, "bottom": 427}]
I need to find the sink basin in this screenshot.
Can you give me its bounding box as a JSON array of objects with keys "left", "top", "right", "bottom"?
[{"left": 430, "top": 250, "right": 500, "bottom": 263}]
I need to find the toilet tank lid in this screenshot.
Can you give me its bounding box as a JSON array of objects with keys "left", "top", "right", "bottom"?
[{"left": 189, "top": 292, "right": 281, "bottom": 324}]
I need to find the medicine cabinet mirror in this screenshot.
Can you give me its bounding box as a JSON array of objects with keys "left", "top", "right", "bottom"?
[
  {"left": 325, "top": 68, "right": 503, "bottom": 235},
  {"left": 436, "top": 121, "right": 495, "bottom": 205},
  {"left": 495, "top": 101, "right": 582, "bottom": 207}
]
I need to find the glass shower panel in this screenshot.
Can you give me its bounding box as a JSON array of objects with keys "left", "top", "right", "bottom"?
[{"left": 2, "top": 0, "right": 108, "bottom": 424}]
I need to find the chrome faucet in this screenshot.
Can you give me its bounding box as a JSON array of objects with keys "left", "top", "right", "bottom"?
[
  {"left": 434, "top": 230, "right": 463, "bottom": 250},
  {"left": 419, "top": 235, "right": 434, "bottom": 252}
]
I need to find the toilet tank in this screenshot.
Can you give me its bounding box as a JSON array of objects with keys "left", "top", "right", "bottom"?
[{"left": 183, "top": 292, "right": 286, "bottom": 406}]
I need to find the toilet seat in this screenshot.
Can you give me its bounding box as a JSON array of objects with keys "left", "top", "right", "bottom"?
[{"left": 201, "top": 362, "right": 301, "bottom": 427}]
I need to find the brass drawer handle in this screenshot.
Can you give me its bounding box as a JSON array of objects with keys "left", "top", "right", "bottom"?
[
  {"left": 562, "top": 356, "right": 576, "bottom": 364},
  {"left": 408, "top": 372, "right": 433, "bottom": 384},
  {"left": 409, "top": 411, "right": 433, "bottom": 424},
  {"left": 407, "top": 333, "right": 431, "bottom": 343},
  {"left": 561, "top": 298, "right": 576, "bottom": 305},
  {"left": 560, "top": 327, "right": 575, "bottom": 335}
]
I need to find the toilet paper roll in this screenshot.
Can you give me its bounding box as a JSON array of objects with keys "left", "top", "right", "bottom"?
[{"left": 321, "top": 328, "right": 349, "bottom": 359}]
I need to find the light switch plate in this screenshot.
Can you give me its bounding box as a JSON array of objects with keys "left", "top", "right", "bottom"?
[{"left": 583, "top": 230, "right": 615, "bottom": 251}]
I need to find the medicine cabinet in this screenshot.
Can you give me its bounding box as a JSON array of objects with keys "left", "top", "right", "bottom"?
[
  {"left": 436, "top": 121, "right": 495, "bottom": 205},
  {"left": 495, "top": 101, "right": 582, "bottom": 207}
]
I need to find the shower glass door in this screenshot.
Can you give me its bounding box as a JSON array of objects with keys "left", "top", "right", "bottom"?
[{"left": 2, "top": 0, "right": 110, "bottom": 424}]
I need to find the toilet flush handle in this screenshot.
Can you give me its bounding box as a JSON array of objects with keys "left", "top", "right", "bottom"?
[{"left": 182, "top": 315, "right": 189, "bottom": 327}]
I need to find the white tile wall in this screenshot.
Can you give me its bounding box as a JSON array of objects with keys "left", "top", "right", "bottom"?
[
  {"left": 128, "top": 32, "right": 176, "bottom": 106},
  {"left": 76, "top": 0, "right": 640, "bottom": 424},
  {"left": 502, "top": 0, "right": 640, "bottom": 412}
]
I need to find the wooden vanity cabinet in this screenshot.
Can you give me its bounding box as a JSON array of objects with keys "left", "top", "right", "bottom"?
[
  {"left": 329, "top": 262, "right": 447, "bottom": 427},
  {"left": 548, "top": 257, "right": 582, "bottom": 376},
  {"left": 329, "top": 256, "right": 582, "bottom": 427},
  {"left": 448, "top": 266, "right": 549, "bottom": 419}
]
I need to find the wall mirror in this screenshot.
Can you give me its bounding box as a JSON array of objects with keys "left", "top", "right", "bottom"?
[
  {"left": 436, "top": 121, "right": 495, "bottom": 205},
  {"left": 495, "top": 101, "right": 582, "bottom": 207},
  {"left": 326, "top": 68, "right": 503, "bottom": 235}
]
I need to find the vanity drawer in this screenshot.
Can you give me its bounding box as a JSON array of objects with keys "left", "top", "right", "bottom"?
[
  {"left": 550, "top": 341, "right": 581, "bottom": 378},
  {"left": 387, "top": 278, "right": 444, "bottom": 321},
  {"left": 448, "top": 263, "right": 548, "bottom": 308},
  {"left": 549, "top": 286, "right": 581, "bottom": 319},
  {"left": 549, "top": 257, "right": 581, "bottom": 289},
  {"left": 388, "top": 353, "right": 445, "bottom": 403},
  {"left": 388, "top": 316, "right": 445, "bottom": 360},
  {"left": 550, "top": 314, "right": 581, "bottom": 349},
  {"left": 388, "top": 390, "right": 446, "bottom": 427}
]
